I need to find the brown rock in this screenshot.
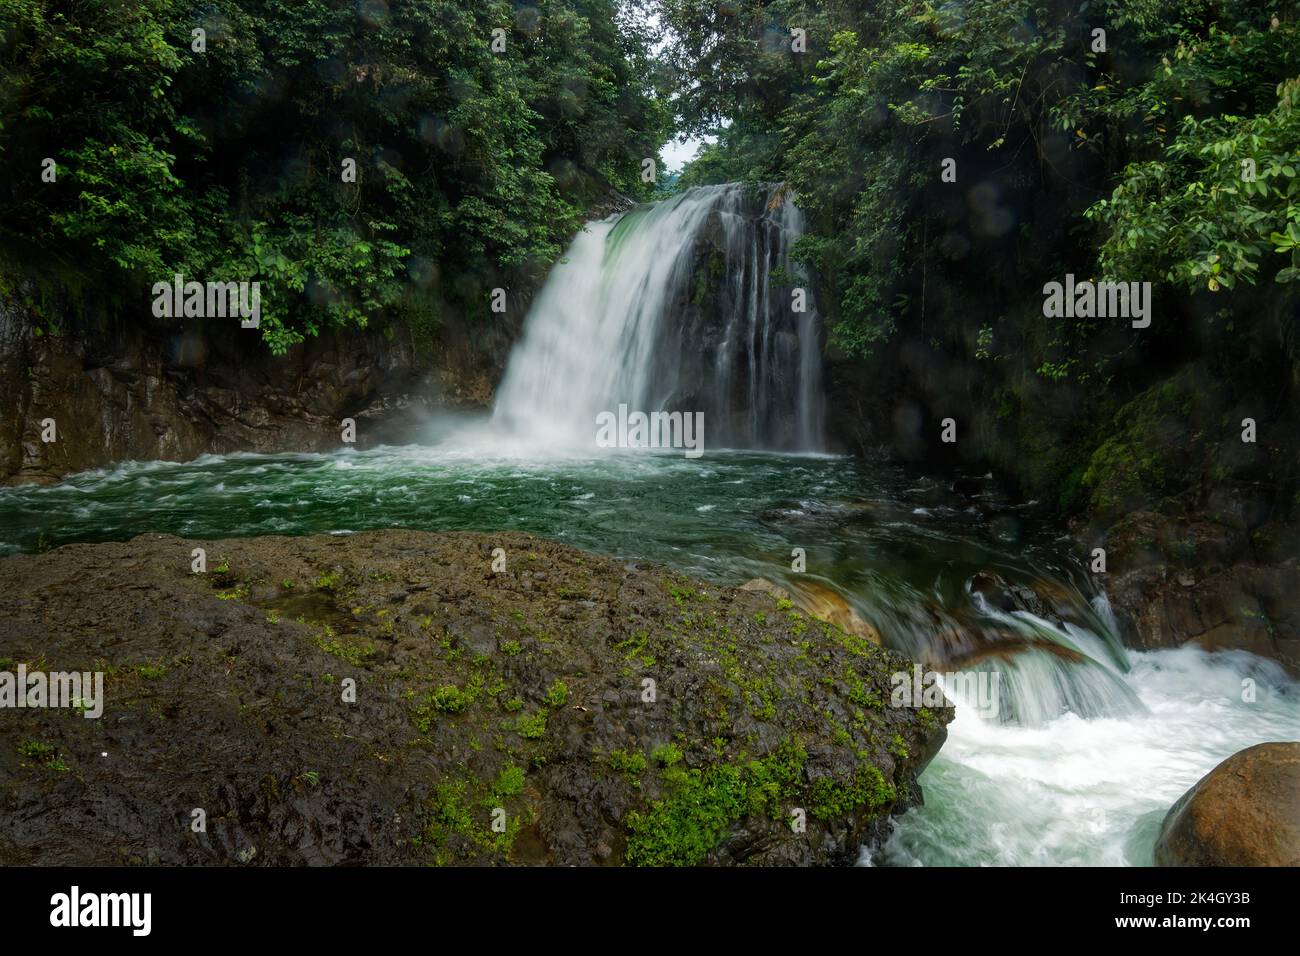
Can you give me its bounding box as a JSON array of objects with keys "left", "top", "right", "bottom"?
[
  {"left": 741, "top": 578, "right": 881, "bottom": 644},
  {"left": 1154, "top": 742, "right": 1300, "bottom": 866},
  {"left": 0, "top": 293, "right": 517, "bottom": 486},
  {"left": 1106, "top": 558, "right": 1300, "bottom": 676},
  {"left": 790, "top": 580, "right": 882, "bottom": 645},
  {"left": 740, "top": 578, "right": 791, "bottom": 600}
]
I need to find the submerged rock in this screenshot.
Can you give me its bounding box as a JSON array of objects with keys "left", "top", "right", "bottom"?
[
  {"left": 968, "top": 571, "right": 1062, "bottom": 625},
  {"left": 741, "top": 578, "right": 881, "bottom": 645},
  {"left": 0, "top": 531, "right": 950, "bottom": 866},
  {"left": 790, "top": 581, "right": 883, "bottom": 646},
  {"left": 1154, "top": 743, "right": 1300, "bottom": 867}
]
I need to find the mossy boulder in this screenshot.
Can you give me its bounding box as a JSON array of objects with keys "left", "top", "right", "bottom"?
[{"left": 0, "top": 530, "right": 951, "bottom": 866}]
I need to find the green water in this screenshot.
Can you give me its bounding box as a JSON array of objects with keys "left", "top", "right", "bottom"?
[{"left": 0, "top": 443, "right": 1093, "bottom": 664}]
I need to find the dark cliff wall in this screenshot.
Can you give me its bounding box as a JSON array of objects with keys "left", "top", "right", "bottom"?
[{"left": 0, "top": 293, "right": 518, "bottom": 485}]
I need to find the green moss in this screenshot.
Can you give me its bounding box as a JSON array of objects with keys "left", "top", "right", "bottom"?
[
  {"left": 515, "top": 711, "right": 547, "bottom": 739},
  {"left": 312, "top": 623, "right": 373, "bottom": 666},
  {"left": 543, "top": 679, "right": 569, "bottom": 708},
  {"left": 136, "top": 663, "right": 167, "bottom": 680},
  {"left": 606, "top": 748, "right": 648, "bottom": 780},
  {"left": 416, "top": 776, "right": 522, "bottom": 863},
  {"left": 625, "top": 764, "right": 748, "bottom": 866},
  {"left": 412, "top": 682, "right": 480, "bottom": 732},
  {"left": 1079, "top": 373, "right": 1208, "bottom": 517},
  {"left": 314, "top": 569, "right": 346, "bottom": 591},
  {"left": 431, "top": 685, "right": 470, "bottom": 713},
  {"left": 492, "top": 764, "right": 526, "bottom": 800},
  {"left": 651, "top": 743, "right": 684, "bottom": 767},
  {"left": 17, "top": 740, "right": 54, "bottom": 760},
  {"left": 808, "top": 763, "right": 895, "bottom": 820},
  {"left": 624, "top": 739, "right": 807, "bottom": 866},
  {"left": 665, "top": 580, "right": 702, "bottom": 607},
  {"left": 17, "top": 739, "right": 67, "bottom": 772}
]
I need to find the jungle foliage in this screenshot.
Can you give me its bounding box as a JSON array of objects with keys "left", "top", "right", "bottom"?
[
  {"left": 662, "top": 0, "right": 1299, "bottom": 511},
  {"left": 0, "top": 0, "right": 669, "bottom": 351},
  {"left": 663, "top": 0, "right": 1297, "bottom": 358}
]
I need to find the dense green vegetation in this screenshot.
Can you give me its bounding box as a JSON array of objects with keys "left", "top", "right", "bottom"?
[
  {"left": 664, "top": 0, "right": 1299, "bottom": 515},
  {"left": 0, "top": 0, "right": 668, "bottom": 351}
]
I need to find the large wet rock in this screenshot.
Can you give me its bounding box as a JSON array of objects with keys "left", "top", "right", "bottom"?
[
  {"left": 1102, "top": 511, "right": 1300, "bottom": 675},
  {"left": 0, "top": 530, "right": 950, "bottom": 866},
  {"left": 1154, "top": 743, "right": 1300, "bottom": 866}
]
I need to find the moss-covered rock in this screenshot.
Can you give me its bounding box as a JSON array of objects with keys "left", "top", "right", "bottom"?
[{"left": 0, "top": 529, "right": 950, "bottom": 866}]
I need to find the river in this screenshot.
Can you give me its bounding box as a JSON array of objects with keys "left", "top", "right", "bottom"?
[{"left": 1, "top": 442, "right": 1294, "bottom": 864}]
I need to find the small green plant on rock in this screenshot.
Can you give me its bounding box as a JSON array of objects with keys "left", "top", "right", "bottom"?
[
  {"left": 515, "top": 711, "right": 546, "bottom": 739},
  {"left": 314, "top": 569, "right": 343, "bottom": 591},
  {"left": 432, "top": 685, "right": 470, "bottom": 713},
  {"left": 543, "top": 679, "right": 569, "bottom": 708},
  {"left": 651, "top": 743, "right": 683, "bottom": 767},
  {"left": 17, "top": 740, "right": 67, "bottom": 772},
  {"left": 607, "top": 748, "right": 648, "bottom": 779}
]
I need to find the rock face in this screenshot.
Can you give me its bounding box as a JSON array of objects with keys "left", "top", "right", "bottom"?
[
  {"left": 0, "top": 291, "right": 518, "bottom": 486},
  {"left": 1102, "top": 510, "right": 1300, "bottom": 676},
  {"left": 0, "top": 530, "right": 951, "bottom": 866},
  {"left": 1154, "top": 743, "right": 1300, "bottom": 867}
]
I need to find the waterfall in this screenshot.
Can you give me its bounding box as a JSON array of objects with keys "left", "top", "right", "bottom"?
[{"left": 491, "top": 183, "right": 824, "bottom": 452}]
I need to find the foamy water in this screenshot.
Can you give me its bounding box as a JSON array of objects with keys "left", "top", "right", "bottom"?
[{"left": 883, "top": 646, "right": 1299, "bottom": 866}]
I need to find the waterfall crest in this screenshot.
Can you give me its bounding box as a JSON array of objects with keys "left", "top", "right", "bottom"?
[{"left": 491, "top": 183, "right": 824, "bottom": 452}]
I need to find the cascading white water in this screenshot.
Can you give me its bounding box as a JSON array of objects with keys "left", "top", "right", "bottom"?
[
  {"left": 491, "top": 183, "right": 824, "bottom": 452},
  {"left": 884, "top": 644, "right": 1299, "bottom": 866}
]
